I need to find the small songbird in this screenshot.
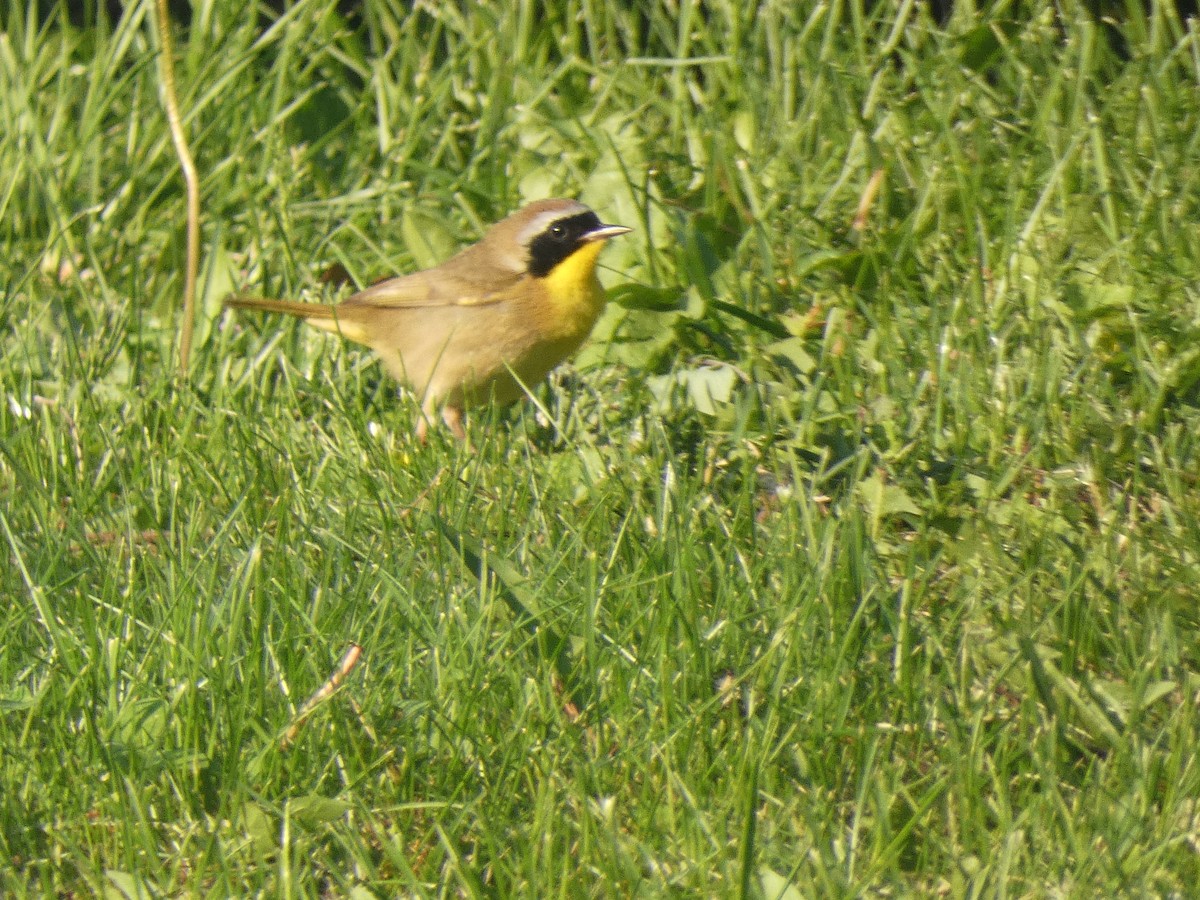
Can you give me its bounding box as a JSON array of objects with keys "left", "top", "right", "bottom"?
[{"left": 225, "top": 199, "right": 631, "bottom": 440}]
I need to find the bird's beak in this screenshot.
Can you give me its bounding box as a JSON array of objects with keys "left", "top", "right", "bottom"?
[{"left": 582, "top": 224, "right": 633, "bottom": 242}]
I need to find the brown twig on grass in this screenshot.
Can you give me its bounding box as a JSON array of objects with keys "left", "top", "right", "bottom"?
[{"left": 282, "top": 644, "right": 364, "bottom": 748}]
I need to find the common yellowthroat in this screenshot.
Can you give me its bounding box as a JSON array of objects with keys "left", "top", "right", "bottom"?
[{"left": 225, "top": 199, "right": 631, "bottom": 440}]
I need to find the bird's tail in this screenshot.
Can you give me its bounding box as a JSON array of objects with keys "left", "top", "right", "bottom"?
[
  {"left": 224, "top": 295, "right": 336, "bottom": 320},
  {"left": 224, "top": 295, "right": 366, "bottom": 342}
]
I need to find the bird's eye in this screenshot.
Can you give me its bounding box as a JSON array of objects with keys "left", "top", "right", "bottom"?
[{"left": 549, "top": 223, "right": 568, "bottom": 240}]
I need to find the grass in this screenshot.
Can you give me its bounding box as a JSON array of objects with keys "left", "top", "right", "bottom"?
[{"left": 3, "top": 0, "right": 1200, "bottom": 895}]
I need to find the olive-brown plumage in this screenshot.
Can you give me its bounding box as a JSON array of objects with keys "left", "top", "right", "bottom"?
[{"left": 225, "top": 199, "right": 630, "bottom": 440}]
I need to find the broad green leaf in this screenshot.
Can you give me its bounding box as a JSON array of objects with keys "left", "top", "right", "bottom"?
[
  {"left": 103, "top": 870, "right": 155, "bottom": 900},
  {"left": 759, "top": 867, "right": 805, "bottom": 900},
  {"left": 290, "top": 794, "right": 352, "bottom": 828},
  {"left": 401, "top": 208, "right": 459, "bottom": 270},
  {"left": 858, "top": 472, "right": 922, "bottom": 520},
  {"left": 649, "top": 363, "right": 737, "bottom": 416},
  {"left": 765, "top": 336, "right": 817, "bottom": 375}
]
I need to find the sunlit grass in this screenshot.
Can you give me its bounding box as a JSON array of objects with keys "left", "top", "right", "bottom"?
[{"left": 2, "top": 1, "right": 1200, "bottom": 895}]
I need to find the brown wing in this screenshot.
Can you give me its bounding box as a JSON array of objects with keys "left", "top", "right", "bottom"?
[{"left": 340, "top": 243, "right": 524, "bottom": 310}]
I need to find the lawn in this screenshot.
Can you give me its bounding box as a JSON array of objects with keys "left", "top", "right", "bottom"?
[{"left": 2, "top": 1, "right": 1200, "bottom": 895}]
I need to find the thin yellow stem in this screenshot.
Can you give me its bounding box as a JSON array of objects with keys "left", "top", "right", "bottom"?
[{"left": 154, "top": 0, "right": 200, "bottom": 375}]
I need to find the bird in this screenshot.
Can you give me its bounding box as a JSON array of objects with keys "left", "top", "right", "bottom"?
[{"left": 225, "top": 199, "right": 631, "bottom": 441}]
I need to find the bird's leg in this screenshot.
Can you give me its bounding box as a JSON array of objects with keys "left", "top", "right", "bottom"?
[
  {"left": 415, "top": 397, "right": 436, "bottom": 444},
  {"left": 442, "top": 405, "right": 467, "bottom": 441}
]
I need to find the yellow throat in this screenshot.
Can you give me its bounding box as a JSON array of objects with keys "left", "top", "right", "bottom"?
[{"left": 539, "top": 239, "right": 609, "bottom": 333}]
